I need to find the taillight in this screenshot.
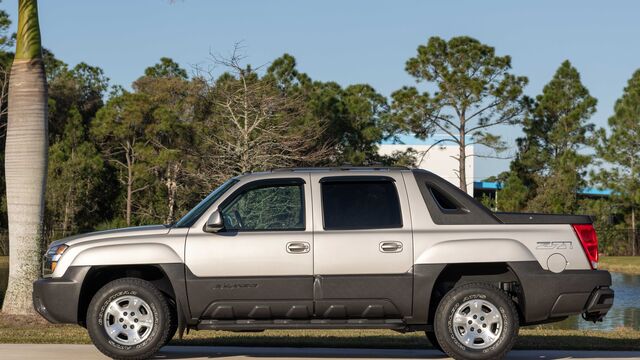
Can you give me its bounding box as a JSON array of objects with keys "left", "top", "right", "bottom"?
[{"left": 572, "top": 224, "right": 598, "bottom": 269}]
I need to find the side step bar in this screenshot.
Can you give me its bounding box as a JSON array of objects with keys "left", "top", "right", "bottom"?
[{"left": 197, "top": 318, "right": 406, "bottom": 331}]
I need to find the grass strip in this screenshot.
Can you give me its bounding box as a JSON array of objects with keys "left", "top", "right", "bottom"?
[
  {"left": 1, "top": 315, "right": 638, "bottom": 350},
  {"left": 599, "top": 256, "right": 640, "bottom": 275}
]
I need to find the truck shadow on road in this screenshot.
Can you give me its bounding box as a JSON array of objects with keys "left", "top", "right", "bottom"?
[
  {"left": 152, "top": 346, "right": 640, "bottom": 360},
  {"left": 154, "top": 331, "right": 640, "bottom": 360},
  {"left": 153, "top": 346, "right": 448, "bottom": 359}
]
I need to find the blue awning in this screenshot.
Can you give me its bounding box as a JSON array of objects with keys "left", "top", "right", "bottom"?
[{"left": 473, "top": 181, "right": 613, "bottom": 197}]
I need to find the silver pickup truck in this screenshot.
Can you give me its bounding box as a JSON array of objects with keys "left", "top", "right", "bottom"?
[{"left": 33, "top": 167, "right": 614, "bottom": 360}]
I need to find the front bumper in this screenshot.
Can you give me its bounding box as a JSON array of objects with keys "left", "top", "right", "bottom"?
[
  {"left": 509, "top": 262, "right": 614, "bottom": 325},
  {"left": 32, "top": 266, "right": 89, "bottom": 324}
]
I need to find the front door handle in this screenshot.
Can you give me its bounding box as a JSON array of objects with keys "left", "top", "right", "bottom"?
[
  {"left": 379, "top": 241, "right": 403, "bottom": 253},
  {"left": 287, "top": 241, "right": 310, "bottom": 254}
]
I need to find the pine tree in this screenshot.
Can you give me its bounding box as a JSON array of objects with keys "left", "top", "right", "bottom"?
[
  {"left": 391, "top": 36, "right": 528, "bottom": 192},
  {"left": 517, "top": 60, "right": 597, "bottom": 214},
  {"left": 593, "top": 69, "right": 640, "bottom": 255}
]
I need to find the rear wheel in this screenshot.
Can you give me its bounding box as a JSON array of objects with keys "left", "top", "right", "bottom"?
[
  {"left": 434, "top": 282, "right": 518, "bottom": 360},
  {"left": 87, "top": 278, "right": 172, "bottom": 360}
]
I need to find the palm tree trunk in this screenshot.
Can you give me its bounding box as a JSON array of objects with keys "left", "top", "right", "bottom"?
[
  {"left": 3, "top": 59, "right": 48, "bottom": 315},
  {"left": 2, "top": 0, "right": 48, "bottom": 315}
]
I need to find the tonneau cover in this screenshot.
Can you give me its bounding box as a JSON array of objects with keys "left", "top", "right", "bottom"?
[{"left": 495, "top": 212, "right": 593, "bottom": 225}]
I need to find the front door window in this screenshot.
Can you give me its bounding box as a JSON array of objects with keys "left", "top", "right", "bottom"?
[{"left": 221, "top": 183, "right": 305, "bottom": 231}]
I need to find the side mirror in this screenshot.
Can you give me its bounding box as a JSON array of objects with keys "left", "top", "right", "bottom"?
[{"left": 204, "top": 209, "right": 224, "bottom": 233}]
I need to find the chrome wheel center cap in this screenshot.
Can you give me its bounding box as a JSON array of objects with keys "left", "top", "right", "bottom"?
[
  {"left": 452, "top": 299, "right": 503, "bottom": 349},
  {"left": 103, "top": 295, "right": 154, "bottom": 346}
]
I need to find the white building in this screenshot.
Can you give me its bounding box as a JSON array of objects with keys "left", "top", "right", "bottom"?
[{"left": 378, "top": 134, "right": 475, "bottom": 195}]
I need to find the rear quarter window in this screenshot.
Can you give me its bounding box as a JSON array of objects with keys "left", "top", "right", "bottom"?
[{"left": 412, "top": 169, "right": 500, "bottom": 225}]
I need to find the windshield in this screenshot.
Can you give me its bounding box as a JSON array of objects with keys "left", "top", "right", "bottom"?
[{"left": 174, "top": 178, "right": 239, "bottom": 228}]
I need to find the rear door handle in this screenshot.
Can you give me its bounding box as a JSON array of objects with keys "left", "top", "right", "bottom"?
[
  {"left": 287, "top": 242, "right": 310, "bottom": 254},
  {"left": 379, "top": 241, "right": 403, "bottom": 253}
]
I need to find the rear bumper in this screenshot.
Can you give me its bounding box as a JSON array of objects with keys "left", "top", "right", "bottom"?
[
  {"left": 32, "top": 266, "right": 89, "bottom": 324},
  {"left": 509, "top": 262, "right": 614, "bottom": 325}
]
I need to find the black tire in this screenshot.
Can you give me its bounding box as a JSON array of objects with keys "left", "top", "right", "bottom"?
[
  {"left": 163, "top": 297, "right": 178, "bottom": 347},
  {"left": 425, "top": 330, "right": 443, "bottom": 352},
  {"left": 86, "top": 278, "right": 173, "bottom": 360},
  {"left": 434, "top": 283, "right": 518, "bottom": 360}
]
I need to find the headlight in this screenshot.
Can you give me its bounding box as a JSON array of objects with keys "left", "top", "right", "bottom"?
[{"left": 43, "top": 243, "right": 68, "bottom": 276}]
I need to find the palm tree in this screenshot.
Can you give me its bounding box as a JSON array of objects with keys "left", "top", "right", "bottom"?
[{"left": 2, "top": 0, "right": 48, "bottom": 315}]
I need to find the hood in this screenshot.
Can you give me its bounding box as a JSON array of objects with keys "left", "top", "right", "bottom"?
[{"left": 51, "top": 225, "right": 171, "bottom": 247}]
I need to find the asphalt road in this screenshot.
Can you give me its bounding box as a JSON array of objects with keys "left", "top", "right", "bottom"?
[{"left": 1, "top": 344, "right": 639, "bottom": 360}]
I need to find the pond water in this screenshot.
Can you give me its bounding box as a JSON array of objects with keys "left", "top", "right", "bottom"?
[
  {"left": 0, "top": 260, "right": 638, "bottom": 330},
  {"left": 536, "top": 272, "right": 640, "bottom": 330}
]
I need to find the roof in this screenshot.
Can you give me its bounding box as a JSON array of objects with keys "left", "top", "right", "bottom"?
[{"left": 270, "top": 166, "right": 410, "bottom": 173}]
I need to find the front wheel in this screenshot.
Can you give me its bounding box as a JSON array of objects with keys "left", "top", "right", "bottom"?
[
  {"left": 434, "top": 282, "right": 519, "bottom": 360},
  {"left": 86, "top": 278, "right": 173, "bottom": 360},
  {"left": 163, "top": 296, "right": 178, "bottom": 346}
]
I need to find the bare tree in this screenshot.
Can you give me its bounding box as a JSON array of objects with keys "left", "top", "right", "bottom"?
[{"left": 193, "top": 47, "right": 328, "bottom": 189}]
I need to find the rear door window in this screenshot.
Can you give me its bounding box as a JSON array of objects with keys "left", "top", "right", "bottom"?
[{"left": 321, "top": 178, "right": 402, "bottom": 230}]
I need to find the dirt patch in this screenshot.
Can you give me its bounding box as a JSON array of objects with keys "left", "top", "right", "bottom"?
[{"left": 0, "top": 314, "right": 53, "bottom": 328}]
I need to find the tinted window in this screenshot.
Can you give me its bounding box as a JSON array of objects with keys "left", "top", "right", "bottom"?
[
  {"left": 429, "top": 186, "right": 460, "bottom": 211},
  {"left": 221, "top": 184, "right": 304, "bottom": 231},
  {"left": 412, "top": 169, "right": 500, "bottom": 225},
  {"left": 321, "top": 180, "right": 402, "bottom": 230}
]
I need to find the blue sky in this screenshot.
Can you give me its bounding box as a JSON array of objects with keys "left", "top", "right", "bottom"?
[{"left": 5, "top": 0, "right": 640, "bottom": 179}]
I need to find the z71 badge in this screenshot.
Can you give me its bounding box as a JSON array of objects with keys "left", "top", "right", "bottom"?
[{"left": 536, "top": 241, "right": 573, "bottom": 250}]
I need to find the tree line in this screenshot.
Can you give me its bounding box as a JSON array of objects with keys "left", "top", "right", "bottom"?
[
  {"left": 0, "top": 41, "right": 416, "bottom": 241},
  {"left": 0, "top": 6, "right": 638, "bottom": 256},
  {"left": 496, "top": 60, "right": 640, "bottom": 256}
]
